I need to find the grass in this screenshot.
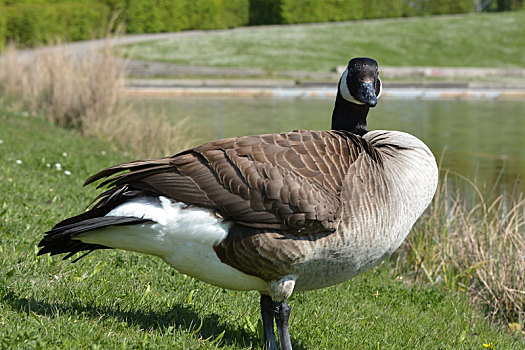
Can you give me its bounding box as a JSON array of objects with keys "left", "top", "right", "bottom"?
[
  {"left": 121, "top": 11, "right": 525, "bottom": 72},
  {"left": 1, "top": 110, "right": 524, "bottom": 349}
]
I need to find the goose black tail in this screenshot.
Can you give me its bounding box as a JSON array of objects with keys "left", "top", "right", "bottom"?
[{"left": 38, "top": 214, "right": 152, "bottom": 262}]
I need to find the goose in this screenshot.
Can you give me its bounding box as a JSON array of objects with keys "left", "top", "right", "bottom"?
[{"left": 38, "top": 57, "right": 438, "bottom": 350}]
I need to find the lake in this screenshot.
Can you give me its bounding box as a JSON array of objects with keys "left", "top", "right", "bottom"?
[{"left": 131, "top": 96, "right": 525, "bottom": 194}]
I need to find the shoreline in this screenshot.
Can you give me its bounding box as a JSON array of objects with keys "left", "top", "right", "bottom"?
[{"left": 125, "top": 83, "right": 525, "bottom": 100}]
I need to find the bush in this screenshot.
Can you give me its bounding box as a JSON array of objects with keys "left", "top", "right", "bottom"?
[
  {"left": 0, "top": 9, "right": 6, "bottom": 50},
  {"left": 249, "top": 0, "right": 283, "bottom": 25},
  {"left": 279, "top": 0, "right": 364, "bottom": 23},
  {"left": 3, "top": 2, "right": 110, "bottom": 46},
  {"left": 159, "top": 0, "right": 185, "bottom": 32},
  {"left": 248, "top": 0, "right": 478, "bottom": 25},
  {"left": 220, "top": 0, "right": 250, "bottom": 28},
  {"left": 123, "top": 0, "right": 249, "bottom": 34},
  {"left": 125, "top": 0, "right": 164, "bottom": 33},
  {"left": 362, "top": 0, "right": 404, "bottom": 19},
  {"left": 426, "top": 0, "right": 475, "bottom": 15}
]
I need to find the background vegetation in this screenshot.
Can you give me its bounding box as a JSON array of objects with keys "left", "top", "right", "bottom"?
[
  {"left": 0, "top": 45, "right": 192, "bottom": 158},
  {"left": 0, "top": 0, "right": 523, "bottom": 49},
  {"left": 1, "top": 2, "right": 109, "bottom": 46}
]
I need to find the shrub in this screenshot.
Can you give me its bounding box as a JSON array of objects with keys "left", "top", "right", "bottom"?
[
  {"left": 182, "top": 0, "right": 223, "bottom": 30},
  {"left": 279, "top": 0, "right": 364, "bottom": 23},
  {"left": 124, "top": 0, "right": 249, "bottom": 33},
  {"left": 362, "top": 0, "right": 404, "bottom": 19},
  {"left": 0, "top": 9, "right": 6, "bottom": 50},
  {"left": 249, "top": 0, "right": 283, "bottom": 25},
  {"left": 159, "top": 0, "right": 185, "bottom": 32},
  {"left": 220, "top": 0, "right": 250, "bottom": 28},
  {"left": 3, "top": 2, "right": 110, "bottom": 46},
  {"left": 426, "top": 0, "right": 475, "bottom": 15},
  {"left": 125, "top": 0, "right": 164, "bottom": 33},
  {"left": 249, "top": 0, "right": 478, "bottom": 25}
]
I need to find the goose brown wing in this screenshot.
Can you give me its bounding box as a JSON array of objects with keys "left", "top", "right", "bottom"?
[{"left": 85, "top": 130, "right": 369, "bottom": 234}]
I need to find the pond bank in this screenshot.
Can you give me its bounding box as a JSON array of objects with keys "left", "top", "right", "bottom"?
[{"left": 125, "top": 80, "right": 525, "bottom": 100}]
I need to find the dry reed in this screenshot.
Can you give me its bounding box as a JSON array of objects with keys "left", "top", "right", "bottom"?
[
  {"left": 0, "top": 43, "right": 191, "bottom": 157},
  {"left": 399, "top": 171, "right": 525, "bottom": 330}
]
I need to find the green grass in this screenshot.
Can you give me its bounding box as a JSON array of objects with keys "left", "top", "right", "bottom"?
[
  {"left": 1, "top": 110, "right": 523, "bottom": 348},
  {"left": 122, "top": 12, "right": 525, "bottom": 72}
]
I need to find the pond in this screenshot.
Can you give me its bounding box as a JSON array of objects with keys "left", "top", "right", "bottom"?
[{"left": 131, "top": 96, "right": 525, "bottom": 194}]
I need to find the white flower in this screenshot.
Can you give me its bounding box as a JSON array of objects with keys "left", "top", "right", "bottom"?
[
  {"left": 55, "top": 163, "right": 62, "bottom": 170},
  {"left": 0, "top": 139, "right": 3, "bottom": 144},
  {"left": 46, "top": 163, "right": 51, "bottom": 168},
  {"left": 64, "top": 170, "right": 71, "bottom": 176},
  {"left": 16, "top": 159, "right": 22, "bottom": 165},
  {"left": 62, "top": 152, "right": 68, "bottom": 157}
]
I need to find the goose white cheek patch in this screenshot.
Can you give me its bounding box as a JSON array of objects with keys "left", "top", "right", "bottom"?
[
  {"left": 339, "top": 68, "right": 366, "bottom": 105},
  {"left": 376, "top": 78, "right": 383, "bottom": 99}
]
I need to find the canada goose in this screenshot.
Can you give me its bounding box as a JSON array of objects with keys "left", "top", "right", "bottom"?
[{"left": 38, "top": 57, "right": 438, "bottom": 350}]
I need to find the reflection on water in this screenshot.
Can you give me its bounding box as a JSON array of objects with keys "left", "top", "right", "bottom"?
[{"left": 131, "top": 97, "right": 525, "bottom": 193}]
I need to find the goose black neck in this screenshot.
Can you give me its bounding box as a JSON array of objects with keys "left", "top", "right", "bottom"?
[{"left": 331, "top": 93, "right": 369, "bottom": 136}]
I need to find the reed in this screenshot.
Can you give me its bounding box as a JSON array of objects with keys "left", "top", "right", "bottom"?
[
  {"left": 0, "top": 43, "right": 191, "bottom": 157},
  {"left": 398, "top": 171, "right": 525, "bottom": 329}
]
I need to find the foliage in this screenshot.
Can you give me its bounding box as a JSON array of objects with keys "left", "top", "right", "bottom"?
[
  {"left": 494, "top": 0, "right": 524, "bottom": 10},
  {"left": 249, "top": 0, "right": 476, "bottom": 25},
  {"left": 125, "top": 0, "right": 164, "bottom": 33},
  {"left": 278, "top": 0, "right": 364, "bottom": 24},
  {"left": 0, "top": 0, "right": 250, "bottom": 46},
  {"left": 362, "top": 0, "right": 404, "bottom": 19},
  {"left": 0, "top": 0, "right": 521, "bottom": 47},
  {"left": 0, "top": 10, "right": 6, "bottom": 50},
  {"left": 249, "top": 0, "right": 283, "bottom": 25},
  {"left": 220, "top": 0, "right": 251, "bottom": 29},
  {"left": 2, "top": 2, "right": 109, "bottom": 46},
  {"left": 425, "top": 0, "right": 475, "bottom": 15},
  {"left": 118, "top": 0, "right": 250, "bottom": 34}
]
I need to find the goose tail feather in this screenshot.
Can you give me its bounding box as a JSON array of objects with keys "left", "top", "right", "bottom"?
[{"left": 37, "top": 215, "right": 152, "bottom": 261}]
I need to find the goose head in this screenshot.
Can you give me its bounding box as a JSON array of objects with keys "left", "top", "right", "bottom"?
[{"left": 331, "top": 57, "right": 382, "bottom": 135}]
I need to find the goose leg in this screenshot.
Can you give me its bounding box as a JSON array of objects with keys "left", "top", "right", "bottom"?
[
  {"left": 274, "top": 300, "right": 292, "bottom": 350},
  {"left": 260, "top": 294, "right": 278, "bottom": 350}
]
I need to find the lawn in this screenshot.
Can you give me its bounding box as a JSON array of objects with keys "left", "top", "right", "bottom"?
[
  {"left": 122, "top": 11, "right": 525, "bottom": 72},
  {"left": 1, "top": 109, "right": 522, "bottom": 349}
]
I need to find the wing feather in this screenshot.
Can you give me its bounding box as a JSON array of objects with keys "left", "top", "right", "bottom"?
[{"left": 84, "top": 130, "right": 372, "bottom": 234}]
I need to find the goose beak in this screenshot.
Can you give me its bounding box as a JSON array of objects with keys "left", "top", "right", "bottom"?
[{"left": 359, "top": 81, "right": 378, "bottom": 107}]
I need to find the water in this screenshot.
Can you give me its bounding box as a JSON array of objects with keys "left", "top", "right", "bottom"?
[{"left": 131, "top": 97, "right": 525, "bottom": 193}]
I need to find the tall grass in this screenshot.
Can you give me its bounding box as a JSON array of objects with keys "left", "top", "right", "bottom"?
[
  {"left": 0, "top": 43, "right": 191, "bottom": 158},
  {"left": 398, "top": 171, "right": 525, "bottom": 329}
]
